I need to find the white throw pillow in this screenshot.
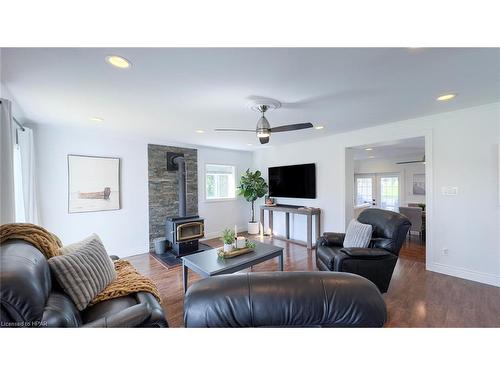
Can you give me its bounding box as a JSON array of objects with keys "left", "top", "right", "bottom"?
[{"left": 343, "top": 219, "right": 372, "bottom": 248}]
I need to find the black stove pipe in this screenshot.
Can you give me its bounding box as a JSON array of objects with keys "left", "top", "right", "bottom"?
[{"left": 173, "top": 156, "right": 187, "bottom": 217}]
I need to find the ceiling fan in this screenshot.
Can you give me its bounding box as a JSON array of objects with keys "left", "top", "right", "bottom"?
[
  {"left": 214, "top": 101, "right": 313, "bottom": 144},
  {"left": 396, "top": 156, "right": 426, "bottom": 164}
]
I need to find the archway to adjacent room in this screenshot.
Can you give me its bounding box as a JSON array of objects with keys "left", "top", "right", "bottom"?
[{"left": 344, "top": 136, "right": 430, "bottom": 265}]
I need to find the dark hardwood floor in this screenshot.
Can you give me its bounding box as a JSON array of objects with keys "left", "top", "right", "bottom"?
[{"left": 126, "top": 233, "right": 500, "bottom": 328}]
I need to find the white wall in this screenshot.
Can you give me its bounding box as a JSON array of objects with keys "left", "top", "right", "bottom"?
[
  {"left": 197, "top": 147, "right": 252, "bottom": 239},
  {"left": 254, "top": 103, "right": 500, "bottom": 287},
  {"left": 35, "top": 125, "right": 251, "bottom": 258},
  {"left": 354, "top": 155, "right": 426, "bottom": 207}
]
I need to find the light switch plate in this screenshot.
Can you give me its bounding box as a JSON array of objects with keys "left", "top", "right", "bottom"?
[{"left": 441, "top": 186, "right": 458, "bottom": 196}]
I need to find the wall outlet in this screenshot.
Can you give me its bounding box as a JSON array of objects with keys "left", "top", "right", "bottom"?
[{"left": 443, "top": 248, "right": 449, "bottom": 255}]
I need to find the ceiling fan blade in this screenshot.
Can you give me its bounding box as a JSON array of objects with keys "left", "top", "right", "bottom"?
[
  {"left": 214, "top": 128, "right": 255, "bottom": 132},
  {"left": 396, "top": 156, "right": 425, "bottom": 165},
  {"left": 269, "top": 123, "right": 313, "bottom": 133},
  {"left": 259, "top": 136, "right": 270, "bottom": 144}
]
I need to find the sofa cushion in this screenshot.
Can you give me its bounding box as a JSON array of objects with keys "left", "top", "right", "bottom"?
[
  {"left": 41, "top": 292, "right": 82, "bottom": 327},
  {"left": 48, "top": 234, "right": 116, "bottom": 310},
  {"left": 81, "top": 295, "right": 138, "bottom": 324},
  {"left": 343, "top": 219, "right": 372, "bottom": 248}
]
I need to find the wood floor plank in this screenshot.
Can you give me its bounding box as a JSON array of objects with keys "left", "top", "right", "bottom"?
[{"left": 125, "top": 233, "right": 500, "bottom": 328}]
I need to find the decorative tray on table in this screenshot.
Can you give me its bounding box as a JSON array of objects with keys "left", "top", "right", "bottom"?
[{"left": 217, "top": 241, "right": 256, "bottom": 259}]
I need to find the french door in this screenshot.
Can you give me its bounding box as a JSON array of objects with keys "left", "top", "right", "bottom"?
[{"left": 355, "top": 173, "right": 401, "bottom": 211}]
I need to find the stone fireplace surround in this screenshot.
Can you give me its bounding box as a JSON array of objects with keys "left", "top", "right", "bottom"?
[{"left": 148, "top": 144, "right": 198, "bottom": 251}]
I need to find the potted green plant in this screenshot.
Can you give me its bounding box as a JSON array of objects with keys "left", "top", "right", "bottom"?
[
  {"left": 221, "top": 228, "right": 235, "bottom": 252},
  {"left": 237, "top": 169, "right": 269, "bottom": 234}
]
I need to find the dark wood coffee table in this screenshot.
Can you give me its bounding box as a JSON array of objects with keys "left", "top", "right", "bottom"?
[{"left": 181, "top": 241, "right": 284, "bottom": 293}]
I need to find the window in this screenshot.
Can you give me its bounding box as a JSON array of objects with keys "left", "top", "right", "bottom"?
[
  {"left": 379, "top": 176, "right": 399, "bottom": 211},
  {"left": 205, "top": 164, "right": 236, "bottom": 200},
  {"left": 355, "top": 176, "right": 373, "bottom": 205}
]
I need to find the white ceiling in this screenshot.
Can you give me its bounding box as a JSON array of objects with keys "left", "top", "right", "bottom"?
[
  {"left": 350, "top": 136, "right": 425, "bottom": 160},
  {"left": 1, "top": 48, "right": 499, "bottom": 150}
]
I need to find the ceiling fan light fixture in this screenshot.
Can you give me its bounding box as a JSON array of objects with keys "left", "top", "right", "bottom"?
[{"left": 257, "top": 131, "right": 270, "bottom": 138}]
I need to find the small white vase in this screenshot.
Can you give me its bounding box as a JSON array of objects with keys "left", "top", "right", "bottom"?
[
  {"left": 223, "top": 243, "right": 233, "bottom": 252},
  {"left": 248, "top": 221, "right": 260, "bottom": 235}
]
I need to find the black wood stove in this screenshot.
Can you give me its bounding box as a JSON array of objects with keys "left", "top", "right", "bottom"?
[
  {"left": 164, "top": 152, "right": 205, "bottom": 257},
  {"left": 166, "top": 215, "right": 204, "bottom": 257}
]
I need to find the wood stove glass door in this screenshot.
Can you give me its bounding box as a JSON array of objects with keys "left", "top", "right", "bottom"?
[{"left": 177, "top": 222, "right": 204, "bottom": 241}]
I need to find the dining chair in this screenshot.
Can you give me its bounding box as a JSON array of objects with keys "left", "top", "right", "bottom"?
[{"left": 398, "top": 206, "right": 424, "bottom": 241}]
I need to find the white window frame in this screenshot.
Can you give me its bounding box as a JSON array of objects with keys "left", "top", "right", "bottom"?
[{"left": 204, "top": 163, "right": 237, "bottom": 202}]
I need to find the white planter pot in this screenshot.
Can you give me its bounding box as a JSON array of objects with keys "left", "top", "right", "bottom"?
[
  {"left": 247, "top": 221, "right": 260, "bottom": 235},
  {"left": 223, "top": 243, "right": 234, "bottom": 252}
]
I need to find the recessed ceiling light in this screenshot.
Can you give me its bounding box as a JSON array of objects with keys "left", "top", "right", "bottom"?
[
  {"left": 368, "top": 156, "right": 375, "bottom": 159},
  {"left": 436, "top": 93, "right": 456, "bottom": 101},
  {"left": 365, "top": 148, "right": 373, "bottom": 151},
  {"left": 315, "top": 126, "right": 324, "bottom": 130},
  {"left": 246, "top": 143, "right": 253, "bottom": 146},
  {"left": 105, "top": 55, "right": 131, "bottom": 69},
  {"left": 90, "top": 117, "right": 103, "bottom": 122},
  {"left": 195, "top": 129, "right": 205, "bottom": 133}
]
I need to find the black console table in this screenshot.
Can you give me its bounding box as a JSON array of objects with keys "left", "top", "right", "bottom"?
[{"left": 259, "top": 205, "right": 321, "bottom": 250}]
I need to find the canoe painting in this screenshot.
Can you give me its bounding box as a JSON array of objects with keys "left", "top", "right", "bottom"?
[
  {"left": 68, "top": 155, "right": 120, "bottom": 213},
  {"left": 78, "top": 187, "right": 111, "bottom": 200}
]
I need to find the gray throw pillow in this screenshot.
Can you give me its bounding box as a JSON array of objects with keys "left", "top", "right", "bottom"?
[
  {"left": 343, "top": 219, "right": 372, "bottom": 248},
  {"left": 59, "top": 234, "right": 96, "bottom": 255},
  {"left": 48, "top": 234, "right": 116, "bottom": 310}
]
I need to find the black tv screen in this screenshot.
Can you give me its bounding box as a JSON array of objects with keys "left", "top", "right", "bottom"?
[{"left": 268, "top": 163, "right": 316, "bottom": 199}]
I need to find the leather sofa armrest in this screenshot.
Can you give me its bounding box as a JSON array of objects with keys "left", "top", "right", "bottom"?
[
  {"left": 82, "top": 303, "right": 151, "bottom": 328},
  {"left": 318, "top": 232, "right": 345, "bottom": 247},
  {"left": 341, "top": 248, "right": 392, "bottom": 259},
  {"left": 135, "top": 292, "right": 169, "bottom": 327}
]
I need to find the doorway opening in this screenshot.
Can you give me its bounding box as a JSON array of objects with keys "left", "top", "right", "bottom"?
[{"left": 347, "top": 136, "right": 427, "bottom": 263}]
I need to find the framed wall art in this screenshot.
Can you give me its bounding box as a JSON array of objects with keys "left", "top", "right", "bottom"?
[
  {"left": 68, "top": 154, "right": 121, "bottom": 213},
  {"left": 412, "top": 173, "right": 426, "bottom": 196}
]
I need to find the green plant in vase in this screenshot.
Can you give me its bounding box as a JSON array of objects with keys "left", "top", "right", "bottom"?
[
  {"left": 220, "top": 228, "right": 235, "bottom": 253},
  {"left": 237, "top": 169, "right": 268, "bottom": 235}
]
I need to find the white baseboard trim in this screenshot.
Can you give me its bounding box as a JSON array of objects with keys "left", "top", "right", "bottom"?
[
  {"left": 428, "top": 262, "right": 500, "bottom": 287},
  {"left": 203, "top": 223, "right": 248, "bottom": 241},
  {"left": 203, "top": 231, "right": 221, "bottom": 240}
]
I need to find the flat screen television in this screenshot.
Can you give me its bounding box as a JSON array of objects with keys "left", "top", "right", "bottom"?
[{"left": 268, "top": 163, "right": 316, "bottom": 199}]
